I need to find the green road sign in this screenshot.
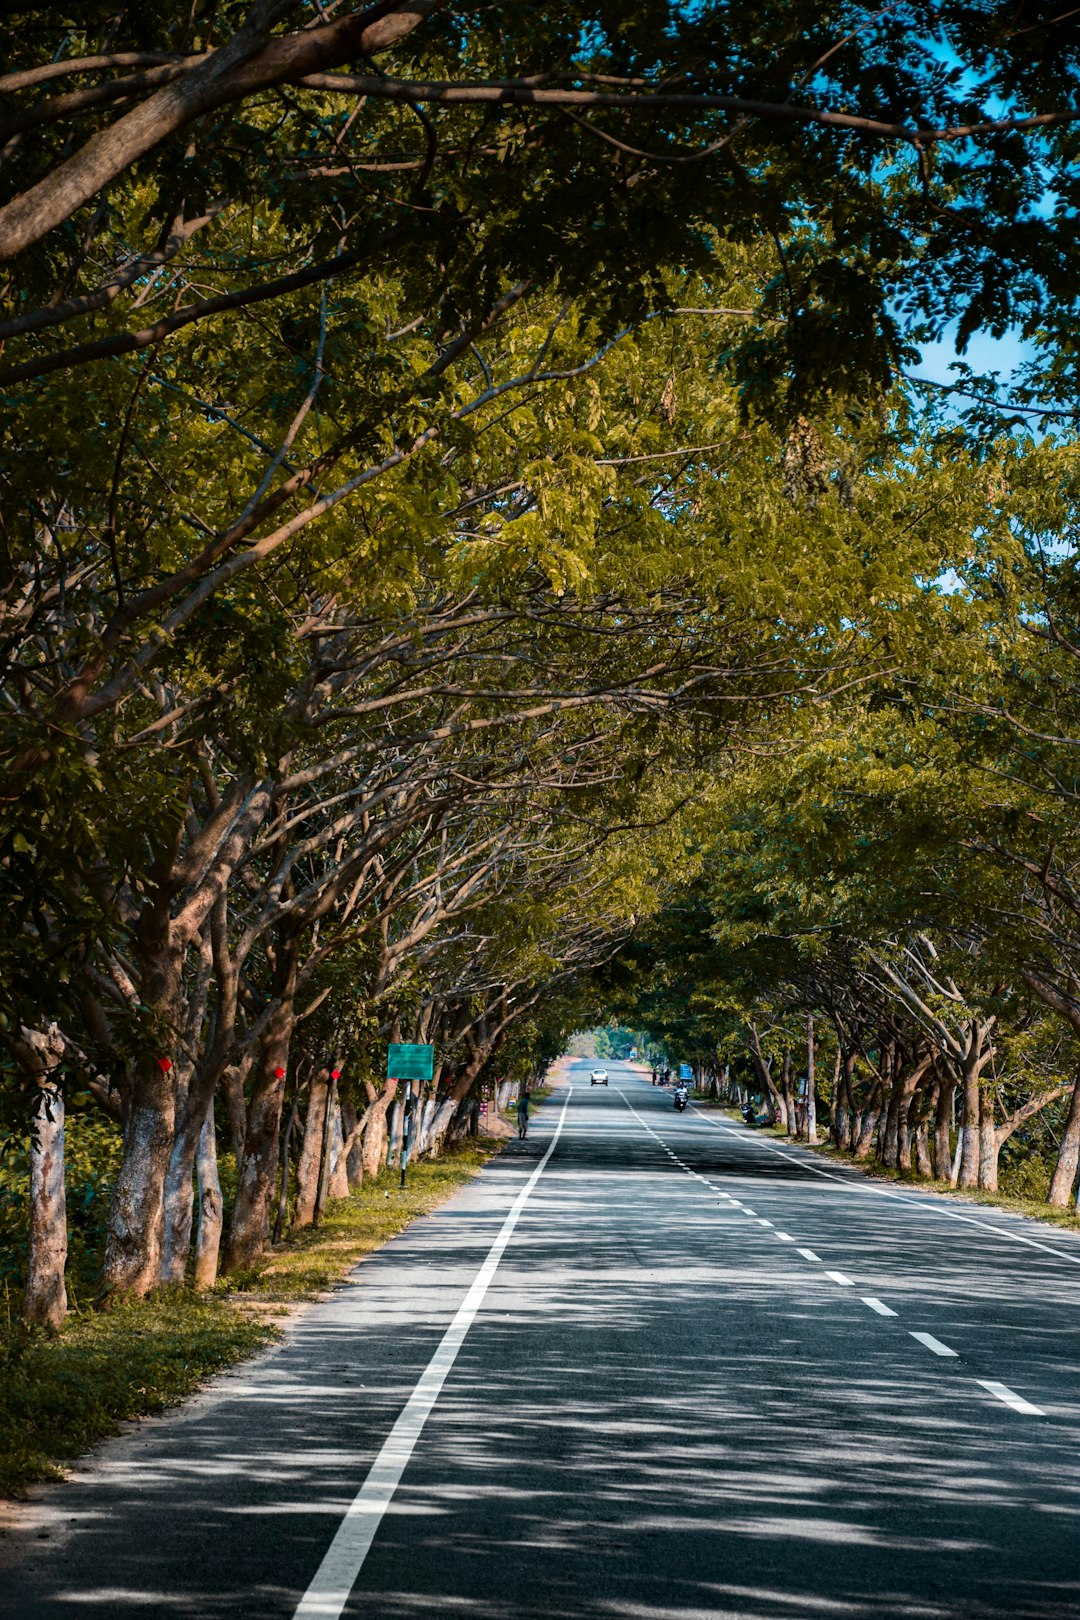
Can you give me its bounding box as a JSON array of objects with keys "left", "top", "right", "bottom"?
[{"left": 387, "top": 1042, "right": 434, "bottom": 1081}]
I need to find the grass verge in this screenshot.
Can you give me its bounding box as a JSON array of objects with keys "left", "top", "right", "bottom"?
[
  {"left": 0, "top": 1139, "right": 501, "bottom": 1497},
  {"left": 235, "top": 1141, "right": 500, "bottom": 1302},
  {"left": 0, "top": 1294, "right": 273, "bottom": 1498},
  {"left": 696, "top": 1098, "right": 1080, "bottom": 1235}
]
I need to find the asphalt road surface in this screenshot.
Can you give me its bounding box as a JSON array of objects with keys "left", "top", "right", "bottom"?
[{"left": 5, "top": 1059, "right": 1080, "bottom": 1620}]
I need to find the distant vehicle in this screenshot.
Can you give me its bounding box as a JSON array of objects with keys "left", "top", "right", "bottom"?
[
  {"left": 590, "top": 1068, "right": 609, "bottom": 1086},
  {"left": 673, "top": 1083, "right": 689, "bottom": 1112}
]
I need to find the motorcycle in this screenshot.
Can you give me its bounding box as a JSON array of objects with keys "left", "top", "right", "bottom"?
[
  {"left": 673, "top": 1085, "right": 689, "bottom": 1112},
  {"left": 740, "top": 1101, "right": 758, "bottom": 1127}
]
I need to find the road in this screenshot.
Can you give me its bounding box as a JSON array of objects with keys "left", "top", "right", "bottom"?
[{"left": 5, "top": 1059, "right": 1080, "bottom": 1620}]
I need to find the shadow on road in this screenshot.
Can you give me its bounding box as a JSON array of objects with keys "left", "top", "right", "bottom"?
[{"left": 4, "top": 1078, "right": 1079, "bottom": 1620}]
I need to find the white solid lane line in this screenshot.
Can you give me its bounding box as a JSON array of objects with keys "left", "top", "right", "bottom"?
[
  {"left": 825, "top": 1270, "right": 855, "bottom": 1286},
  {"left": 797, "top": 1248, "right": 822, "bottom": 1263},
  {"left": 977, "top": 1380, "right": 1045, "bottom": 1416},
  {"left": 292, "top": 1088, "right": 574, "bottom": 1620},
  {"left": 862, "top": 1297, "right": 898, "bottom": 1317},
  {"left": 911, "top": 1331, "right": 958, "bottom": 1357}
]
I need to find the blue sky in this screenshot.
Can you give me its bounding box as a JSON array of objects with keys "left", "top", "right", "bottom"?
[{"left": 910, "top": 325, "right": 1034, "bottom": 390}]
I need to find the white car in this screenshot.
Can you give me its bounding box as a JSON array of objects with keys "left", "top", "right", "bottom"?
[{"left": 590, "top": 1068, "right": 609, "bottom": 1086}]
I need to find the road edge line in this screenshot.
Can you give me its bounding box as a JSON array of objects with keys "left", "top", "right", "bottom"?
[
  {"left": 689, "top": 1103, "right": 1080, "bottom": 1272},
  {"left": 292, "top": 1086, "right": 574, "bottom": 1620}
]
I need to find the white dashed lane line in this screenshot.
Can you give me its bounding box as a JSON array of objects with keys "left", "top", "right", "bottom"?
[
  {"left": 911, "top": 1331, "right": 958, "bottom": 1357},
  {"left": 620, "top": 1086, "right": 1047, "bottom": 1418},
  {"left": 978, "top": 1380, "right": 1044, "bottom": 1416}
]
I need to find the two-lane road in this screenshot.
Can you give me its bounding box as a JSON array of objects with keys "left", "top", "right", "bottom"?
[{"left": 5, "top": 1060, "right": 1080, "bottom": 1619}]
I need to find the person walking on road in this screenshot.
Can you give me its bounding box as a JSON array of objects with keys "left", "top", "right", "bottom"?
[{"left": 517, "top": 1089, "right": 531, "bottom": 1139}]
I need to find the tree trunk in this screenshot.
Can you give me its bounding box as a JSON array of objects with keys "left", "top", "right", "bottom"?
[
  {"left": 1048, "top": 1070, "right": 1080, "bottom": 1207},
  {"left": 102, "top": 906, "right": 190, "bottom": 1299},
  {"left": 273, "top": 1078, "right": 302, "bottom": 1243},
  {"left": 880, "top": 1044, "right": 903, "bottom": 1168},
  {"left": 327, "top": 1100, "right": 349, "bottom": 1201},
  {"left": 854, "top": 1083, "right": 883, "bottom": 1158},
  {"left": 780, "top": 1051, "right": 796, "bottom": 1136},
  {"left": 222, "top": 1063, "right": 247, "bottom": 1163},
  {"left": 341, "top": 1101, "right": 363, "bottom": 1188},
  {"left": 958, "top": 1071, "right": 981, "bottom": 1189},
  {"left": 897, "top": 1061, "right": 932, "bottom": 1174},
  {"left": 979, "top": 1091, "right": 999, "bottom": 1191},
  {"left": 160, "top": 1133, "right": 195, "bottom": 1287},
  {"left": 100, "top": 1058, "right": 176, "bottom": 1298},
  {"left": 832, "top": 1050, "right": 855, "bottom": 1150},
  {"left": 293, "top": 1070, "right": 329, "bottom": 1230},
  {"left": 387, "top": 1094, "right": 404, "bottom": 1167},
  {"left": 426, "top": 1053, "right": 490, "bottom": 1153},
  {"left": 314, "top": 1074, "right": 338, "bottom": 1221},
  {"left": 223, "top": 963, "right": 297, "bottom": 1274},
  {"left": 160, "top": 1068, "right": 216, "bottom": 1287},
  {"left": 957, "top": 1020, "right": 993, "bottom": 1190},
  {"left": 416, "top": 1092, "right": 438, "bottom": 1156},
  {"left": 804, "top": 1015, "right": 817, "bottom": 1143},
  {"left": 361, "top": 1083, "right": 397, "bottom": 1179},
  {"left": 747, "top": 1027, "right": 783, "bottom": 1126},
  {"left": 193, "top": 1105, "right": 223, "bottom": 1289},
  {"left": 933, "top": 1073, "right": 956, "bottom": 1181},
  {"left": 19, "top": 1025, "right": 68, "bottom": 1331}
]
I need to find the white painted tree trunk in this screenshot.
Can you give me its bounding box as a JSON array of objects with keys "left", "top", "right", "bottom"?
[
  {"left": 100, "top": 1068, "right": 176, "bottom": 1298},
  {"left": 1049, "top": 1070, "right": 1080, "bottom": 1206},
  {"left": 805, "top": 1014, "right": 817, "bottom": 1145},
  {"left": 341, "top": 1101, "right": 364, "bottom": 1188},
  {"left": 194, "top": 1107, "right": 223, "bottom": 1289},
  {"left": 293, "top": 1072, "right": 329, "bottom": 1229},
  {"left": 160, "top": 1081, "right": 198, "bottom": 1286},
  {"left": 361, "top": 1096, "right": 391, "bottom": 1180},
  {"left": 387, "top": 1096, "right": 403, "bottom": 1167},
  {"left": 327, "top": 1100, "right": 349, "bottom": 1200},
  {"left": 417, "top": 1095, "right": 437, "bottom": 1156},
  {"left": 17, "top": 1024, "right": 68, "bottom": 1331},
  {"left": 26, "top": 1080, "right": 67, "bottom": 1330}
]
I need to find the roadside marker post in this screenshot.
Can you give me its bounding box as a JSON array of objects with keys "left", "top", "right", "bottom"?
[
  {"left": 399, "top": 1084, "right": 415, "bottom": 1189},
  {"left": 387, "top": 1045, "right": 434, "bottom": 1189}
]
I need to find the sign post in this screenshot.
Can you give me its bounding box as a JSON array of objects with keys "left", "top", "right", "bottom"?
[{"left": 387, "top": 1045, "right": 434, "bottom": 1187}]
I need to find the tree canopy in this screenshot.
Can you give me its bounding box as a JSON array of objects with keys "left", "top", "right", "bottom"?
[{"left": 3, "top": 3, "right": 1080, "bottom": 1327}]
